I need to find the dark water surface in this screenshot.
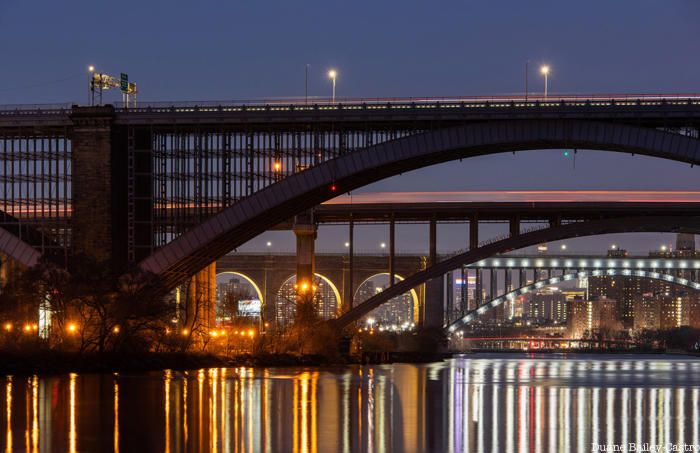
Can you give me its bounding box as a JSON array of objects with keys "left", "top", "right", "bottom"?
[{"left": 1, "top": 354, "right": 699, "bottom": 452}]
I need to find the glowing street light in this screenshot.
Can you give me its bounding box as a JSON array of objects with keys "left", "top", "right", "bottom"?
[
  {"left": 540, "top": 65, "right": 550, "bottom": 99},
  {"left": 380, "top": 242, "right": 386, "bottom": 249},
  {"left": 266, "top": 241, "right": 272, "bottom": 247},
  {"left": 67, "top": 323, "right": 77, "bottom": 334},
  {"left": 328, "top": 69, "right": 337, "bottom": 103},
  {"left": 88, "top": 65, "right": 96, "bottom": 105},
  {"left": 561, "top": 244, "right": 567, "bottom": 250},
  {"left": 661, "top": 245, "right": 668, "bottom": 252},
  {"left": 344, "top": 242, "right": 350, "bottom": 248}
]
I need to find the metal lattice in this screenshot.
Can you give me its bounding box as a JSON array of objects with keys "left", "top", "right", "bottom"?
[
  {"left": 150, "top": 127, "right": 417, "bottom": 247},
  {"left": 0, "top": 129, "right": 71, "bottom": 260}
]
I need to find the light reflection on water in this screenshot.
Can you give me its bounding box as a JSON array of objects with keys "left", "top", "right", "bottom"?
[{"left": 0, "top": 354, "right": 699, "bottom": 452}]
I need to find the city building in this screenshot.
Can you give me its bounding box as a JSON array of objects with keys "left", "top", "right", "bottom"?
[{"left": 566, "top": 296, "right": 622, "bottom": 338}]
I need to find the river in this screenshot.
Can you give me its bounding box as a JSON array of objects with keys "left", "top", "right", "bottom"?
[{"left": 1, "top": 354, "right": 699, "bottom": 452}]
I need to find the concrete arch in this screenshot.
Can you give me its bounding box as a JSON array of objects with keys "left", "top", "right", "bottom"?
[
  {"left": 330, "top": 215, "right": 700, "bottom": 329},
  {"left": 138, "top": 120, "right": 700, "bottom": 292},
  {"left": 215, "top": 271, "right": 265, "bottom": 305},
  {"left": 277, "top": 272, "right": 343, "bottom": 317},
  {"left": 353, "top": 272, "right": 421, "bottom": 323},
  {"left": 447, "top": 269, "right": 700, "bottom": 333}
]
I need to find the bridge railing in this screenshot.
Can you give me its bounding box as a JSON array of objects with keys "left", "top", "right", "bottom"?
[
  {"left": 3, "top": 94, "right": 700, "bottom": 115},
  {"left": 0, "top": 103, "right": 73, "bottom": 116}
]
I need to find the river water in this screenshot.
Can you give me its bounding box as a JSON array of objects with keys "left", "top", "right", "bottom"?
[{"left": 1, "top": 354, "right": 699, "bottom": 452}]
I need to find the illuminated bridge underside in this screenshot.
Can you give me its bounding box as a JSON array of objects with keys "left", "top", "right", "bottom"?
[
  {"left": 330, "top": 215, "right": 700, "bottom": 329},
  {"left": 447, "top": 269, "right": 700, "bottom": 332},
  {"left": 139, "top": 120, "right": 700, "bottom": 292},
  {"left": 472, "top": 256, "right": 700, "bottom": 271}
]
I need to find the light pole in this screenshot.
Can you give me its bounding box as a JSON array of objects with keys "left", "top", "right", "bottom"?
[
  {"left": 88, "top": 65, "right": 95, "bottom": 106},
  {"left": 328, "top": 69, "right": 337, "bottom": 103},
  {"left": 540, "top": 65, "right": 550, "bottom": 99}
]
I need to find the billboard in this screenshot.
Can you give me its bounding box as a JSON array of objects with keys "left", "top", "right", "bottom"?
[{"left": 238, "top": 299, "right": 262, "bottom": 317}]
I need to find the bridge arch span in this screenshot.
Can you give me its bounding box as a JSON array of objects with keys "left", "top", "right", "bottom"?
[
  {"left": 354, "top": 273, "right": 421, "bottom": 323},
  {"left": 276, "top": 272, "right": 343, "bottom": 320},
  {"left": 330, "top": 215, "right": 700, "bottom": 329},
  {"left": 139, "top": 119, "right": 700, "bottom": 291},
  {"left": 447, "top": 269, "right": 700, "bottom": 333},
  {"left": 216, "top": 271, "right": 265, "bottom": 306}
]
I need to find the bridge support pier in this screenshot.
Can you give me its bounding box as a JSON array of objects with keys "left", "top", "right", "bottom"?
[
  {"left": 424, "top": 219, "right": 444, "bottom": 328},
  {"left": 185, "top": 262, "right": 217, "bottom": 335},
  {"left": 294, "top": 210, "right": 317, "bottom": 301},
  {"left": 344, "top": 220, "right": 354, "bottom": 310}
]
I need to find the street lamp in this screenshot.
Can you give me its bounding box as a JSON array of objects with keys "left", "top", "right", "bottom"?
[
  {"left": 380, "top": 242, "right": 386, "bottom": 249},
  {"left": 328, "top": 69, "right": 337, "bottom": 103},
  {"left": 88, "top": 65, "right": 96, "bottom": 105},
  {"left": 561, "top": 244, "right": 567, "bottom": 250},
  {"left": 540, "top": 65, "right": 550, "bottom": 99}
]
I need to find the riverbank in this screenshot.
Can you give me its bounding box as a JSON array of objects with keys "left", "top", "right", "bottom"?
[{"left": 0, "top": 350, "right": 457, "bottom": 376}]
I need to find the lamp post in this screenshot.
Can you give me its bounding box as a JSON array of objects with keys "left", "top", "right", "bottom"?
[
  {"left": 88, "top": 65, "right": 95, "bottom": 106},
  {"left": 540, "top": 65, "right": 550, "bottom": 99},
  {"left": 328, "top": 69, "right": 337, "bottom": 103}
]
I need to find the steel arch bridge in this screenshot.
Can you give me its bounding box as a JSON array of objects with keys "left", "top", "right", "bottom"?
[
  {"left": 1, "top": 95, "right": 700, "bottom": 292},
  {"left": 139, "top": 119, "right": 700, "bottom": 293},
  {"left": 329, "top": 215, "right": 700, "bottom": 329},
  {"left": 446, "top": 268, "right": 700, "bottom": 333}
]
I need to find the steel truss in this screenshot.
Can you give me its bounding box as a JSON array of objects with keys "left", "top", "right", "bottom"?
[
  {"left": 150, "top": 126, "right": 419, "bottom": 248},
  {"left": 0, "top": 129, "right": 71, "bottom": 260}
]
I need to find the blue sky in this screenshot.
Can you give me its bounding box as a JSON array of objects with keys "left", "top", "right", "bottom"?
[{"left": 2, "top": 0, "right": 699, "bottom": 253}]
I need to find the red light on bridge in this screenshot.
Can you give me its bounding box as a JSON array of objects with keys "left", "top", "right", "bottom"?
[{"left": 330, "top": 184, "right": 337, "bottom": 192}]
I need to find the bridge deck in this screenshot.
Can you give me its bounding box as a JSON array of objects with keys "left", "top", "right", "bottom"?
[{"left": 2, "top": 94, "right": 700, "bottom": 128}]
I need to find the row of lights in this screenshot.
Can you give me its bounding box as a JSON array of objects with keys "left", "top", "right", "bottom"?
[
  {"left": 3, "top": 322, "right": 81, "bottom": 334},
  {"left": 176, "top": 328, "right": 256, "bottom": 338},
  {"left": 2, "top": 322, "right": 123, "bottom": 334}
]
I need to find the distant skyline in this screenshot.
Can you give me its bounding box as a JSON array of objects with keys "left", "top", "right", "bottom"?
[{"left": 2, "top": 1, "right": 699, "bottom": 254}]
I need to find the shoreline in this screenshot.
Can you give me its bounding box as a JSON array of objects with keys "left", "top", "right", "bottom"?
[{"left": 1, "top": 349, "right": 698, "bottom": 377}]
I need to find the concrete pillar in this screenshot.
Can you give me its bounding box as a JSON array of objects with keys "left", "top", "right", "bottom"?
[
  {"left": 345, "top": 220, "right": 354, "bottom": 310},
  {"left": 424, "top": 219, "right": 444, "bottom": 328},
  {"left": 294, "top": 210, "right": 317, "bottom": 297},
  {"left": 510, "top": 216, "right": 520, "bottom": 238},
  {"left": 69, "top": 106, "right": 151, "bottom": 273},
  {"left": 70, "top": 106, "right": 116, "bottom": 265},
  {"left": 186, "top": 262, "right": 217, "bottom": 333},
  {"left": 389, "top": 218, "right": 395, "bottom": 285},
  {"left": 469, "top": 217, "right": 479, "bottom": 249}
]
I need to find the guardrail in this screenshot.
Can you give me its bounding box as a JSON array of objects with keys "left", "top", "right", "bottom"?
[{"left": 2, "top": 94, "right": 700, "bottom": 116}]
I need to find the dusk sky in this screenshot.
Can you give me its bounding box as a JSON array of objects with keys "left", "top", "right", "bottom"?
[{"left": 2, "top": 1, "right": 699, "bottom": 254}]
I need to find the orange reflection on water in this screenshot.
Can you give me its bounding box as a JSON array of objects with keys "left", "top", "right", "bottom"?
[
  {"left": 113, "top": 377, "right": 119, "bottom": 453},
  {"left": 293, "top": 371, "right": 318, "bottom": 453},
  {"left": 164, "top": 370, "right": 171, "bottom": 453},
  {"left": 5, "top": 377, "right": 11, "bottom": 453},
  {"left": 31, "top": 376, "right": 38, "bottom": 453},
  {"left": 68, "top": 373, "right": 76, "bottom": 453}
]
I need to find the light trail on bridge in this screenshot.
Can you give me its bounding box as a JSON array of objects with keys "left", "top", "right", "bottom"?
[{"left": 326, "top": 190, "right": 700, "bottom": 204}]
